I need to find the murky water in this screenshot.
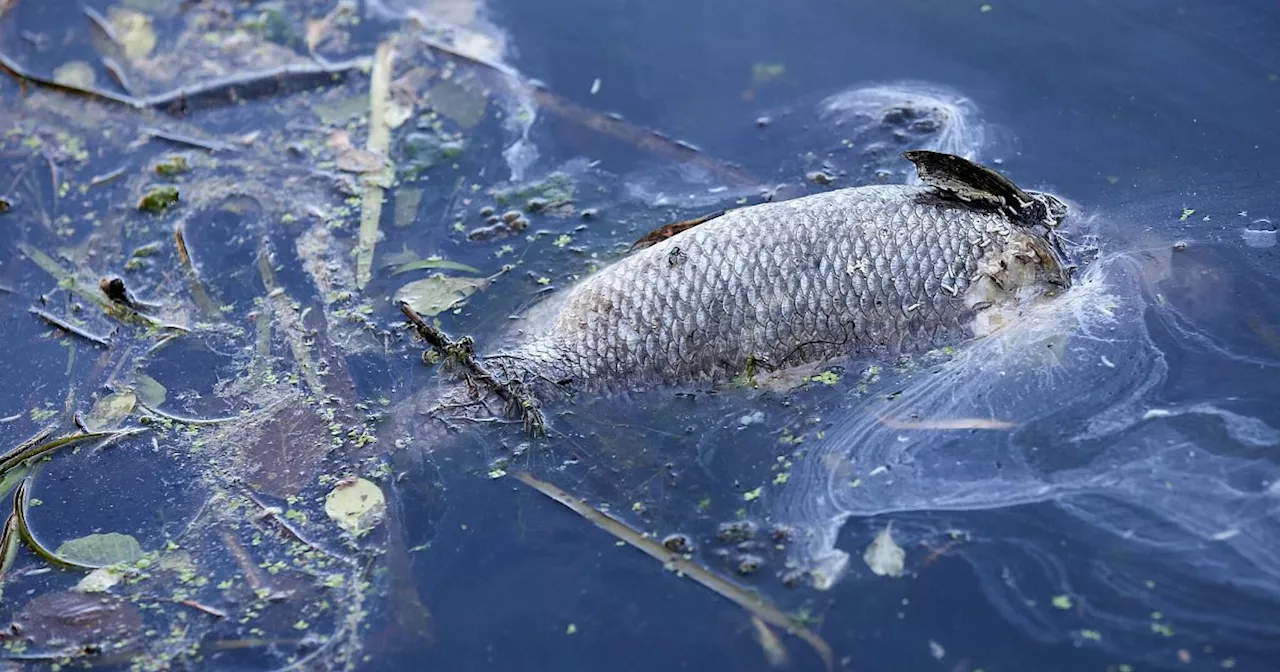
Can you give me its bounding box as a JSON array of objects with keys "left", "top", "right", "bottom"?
[{"left": 1, "top": 0, "right": 1277, "bottom": 670}]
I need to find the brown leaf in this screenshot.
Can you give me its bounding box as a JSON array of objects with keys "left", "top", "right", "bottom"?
[{"left": 336, "top": 147, "right": 386, "bottom": 173}]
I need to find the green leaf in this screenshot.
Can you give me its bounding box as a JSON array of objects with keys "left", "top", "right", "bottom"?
[
  {"left": 0, "top": 466, "right": 29, "bottom": 501},
  {"left": 75, "top": 567, "right": 127, "bottom": 593},
  {"left": 56, "top": 532, "right": 145, "bottom": 567},
  {"left": 862, "top": 524, "right": 905, "bottom": 578},
  {"left": 82, "top": 391, "right": 137, "bottom": 431},
  {"left": 134, "top": 374, "right": 167, "bottom": 407},
  {"left": 393, "top": 274, "right": 489, "bottom": 317},
  {"left": 324, "top": 478, "right": 387, "bottom": 537}
]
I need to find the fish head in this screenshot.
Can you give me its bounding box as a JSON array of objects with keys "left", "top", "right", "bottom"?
[{"left": 1020, "top": 189, "right": 1084, "bottom": 290}]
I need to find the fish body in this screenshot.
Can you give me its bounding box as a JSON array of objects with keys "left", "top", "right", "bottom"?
[
  {"left": 483, "top": 153, "right": 1072, "bottom": 397},
  {"left": 397, "top": 152, "right": 1074, "bottom": 433}
]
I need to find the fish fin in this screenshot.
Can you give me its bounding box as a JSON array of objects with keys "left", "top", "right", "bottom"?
[
  {"left": 628, "top": 209, "right": 727, "bottom": 252},
  {"left": 902, "top": 150, "right": 1035, "bottom": 216}
]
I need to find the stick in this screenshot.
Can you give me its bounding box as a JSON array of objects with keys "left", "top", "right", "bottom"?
[
  {"left": 511, "top": 471, "right": 835, "bottom": 671},
  {"left": 29, "top": 307, "right": 112, "bottom": 347},
  {"left": 142, "top": 126, "right": 236, "bottom": 152},
  {"left": 398, "top": 301, "right": 546, "bottom": 437},
  {"left": 0, "top": 50, "right": 371, "bottom": 115}
]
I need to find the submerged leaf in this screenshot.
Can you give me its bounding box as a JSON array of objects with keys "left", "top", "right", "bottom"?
[
  {"left": 394, "top": 188, "right": 423, "bottom": 228},
  {"left": 82, "top": 391, "right": 137, "bottom": 431},
  {"left": 53, "top": 61, "right": 97, "bottom": 88},
  {"left": 336, "top": 147, "right": 386, "bottom": 173},
  {"left": 134, "top": 374, "right": 167, "bottom": 406},
  {"left": 315, "top": 95, "right": 369, "bottom": 126},
  {"left": 863, "top": 524, "right": 905, "bottom": 577},
  {"left": 393, "top": 274, "right": 488, "bottom": 316},
  {"left": 425, "top": 79, "right": 488, "bottom": 129},
  {"left": 56, "top": 532, "right": 145, "bottom": 567},
  {"left": 137, "top": 185, "right": 179, "bottom": 213},
  {"left": 75, "top": 567, "right": 126, "bottom": 593},
  {"left": 324, "top": 478, "right": 387, "bottom": 537},
  {"left": 108, "top": 7, "right": 157, "bottom": 61}
]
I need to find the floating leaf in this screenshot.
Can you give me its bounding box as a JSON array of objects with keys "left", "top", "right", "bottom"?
[
  {"left": 386, "top": 99, "right": 414, "bottom": 129},
  {"left": 394, "top": 188, "right": 423, "bottom": 228},
  {"left": 336, "top": 147, "right": 385, "bottom": 174},
  {"left": 108, "top": 7, "right": 157, "bottom": 60},
  {"left": 324, "top": 478, "right": 386, "bottom": 537},
  {"left": 133, "top": 374, "right": 166, "bottom": 406},
  {"left": 82, "top": 391, "right": 136, "bottom": 431},
  {"left": 425, "top": 79, "right": 488, "bottom": 129},
  {"left": 863, "top": 524, "right": 905, "bottom": 577},
  {"left": 56, "top": 532, "right": 145, "bottom": 567},
  {"left": 75, "top": 567, "right": 126, "bottom": 593},
  {"left": 53, "top": 61, "right": 96, "bottom": 88},
  {"left": 137, "top": 185, "right": 179, "bottom": 213},
  {"left": 393, "top": 274, "right": 488, "bottom": 316},
  {"left": 314, "top": 95, "right": 369, "bottom": 126}
]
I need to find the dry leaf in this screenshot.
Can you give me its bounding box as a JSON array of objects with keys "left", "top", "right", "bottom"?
[
  {"left": 336, "top": 148, "right": 386, "bottom": 173},
  {"left": 863, "top": 524, "right": 905, "bottom": 577},
  {"left": 325, "top": 478, "right": 387, "bottom": 537}
]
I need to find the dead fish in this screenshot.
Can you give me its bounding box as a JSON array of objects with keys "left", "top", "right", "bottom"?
[
  {"left": 483, "top": 150, "right": 1075, "bottom": 395},
  {"left": 394, "top": 151, "right": 1078, "bottom": 436}
]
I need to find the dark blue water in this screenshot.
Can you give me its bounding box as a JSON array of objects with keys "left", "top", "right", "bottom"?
[{"left": 0, "top": 1, "right": 1277, "bottom": 671}]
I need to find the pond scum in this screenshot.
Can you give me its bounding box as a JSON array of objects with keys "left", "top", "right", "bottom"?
[{"left": 0, "top": 1, "right": 836, "bottom": 669}]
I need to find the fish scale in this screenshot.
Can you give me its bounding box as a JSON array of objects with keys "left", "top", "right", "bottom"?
[{"left": 485, "top": 183, "right": 1050, "bottom": 394}]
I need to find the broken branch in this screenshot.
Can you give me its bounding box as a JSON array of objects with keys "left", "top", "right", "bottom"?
[{"left": 399, "top": 301, "right": 546, "bottom": 437}]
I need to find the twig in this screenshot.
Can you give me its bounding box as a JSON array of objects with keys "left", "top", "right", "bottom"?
[
  {"left": 136, "top": 402, "right": 242, "bottom": 426},
  {"left": 355, "top": 41, "right": 394, "bottom": 290},
  {"left": 511, "top": 471, "right": 835, "bottom": 672},
  {"left": 141, "top": 126, "right": 236, "bottom": 152},
  {"left": 89, "top": 166, "right": 127, "bottom": 186},
  {"left": 176, "top": 598, "right": 228, "bottom": 619},
  {"left": 399, "top": 301, "right": 546, "bottom": 437},
  {"left": 240, "top": 488, "right": 358, "bottom": 568},
  {"left": 0, "top": 50, "right": 372, "bottom": 115},
  {"left": 173, "top": 221, "right": 222, "bottom": 318},
  {"left": 0, "top": 427, "right": 145, "bottom": 475},
  {"left": 29, "top": 307, "right": 112, "bottom": 347}
]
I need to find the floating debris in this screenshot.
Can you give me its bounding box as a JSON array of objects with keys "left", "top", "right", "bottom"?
[
  {"left": 863, "top": 523, "right": 906, "bottom": 577},
  {"left": 137, "top": 184, "right": 179, "bottom": 213},
  {"left": 324, "top": 477, "right": 388, "bottom": 537},
  {"left": 55, "top": 532, "right": 145, "bottom": 567},
  {"left": 394, "top": 274, "right": 490, "bottom": 316}
]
